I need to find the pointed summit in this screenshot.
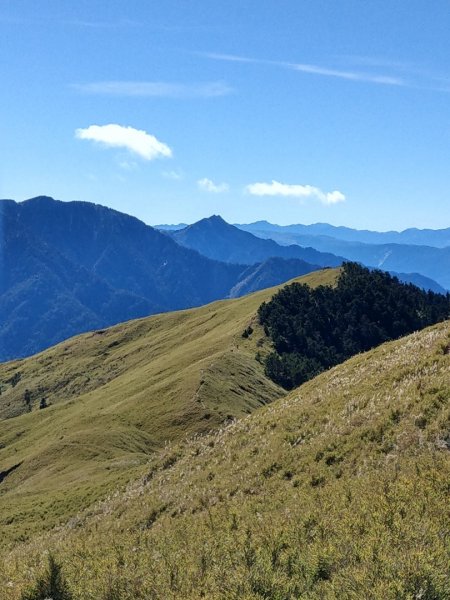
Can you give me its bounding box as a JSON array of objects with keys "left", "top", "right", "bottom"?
[
  {"left": 171, "top": 216, "right": 342, "bottom": 267},
  {"left": 186, "top": 214, "right": 228, "bottom": 229}
]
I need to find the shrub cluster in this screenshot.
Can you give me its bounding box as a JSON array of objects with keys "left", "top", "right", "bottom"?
[{"left": 258, "top": 262, "right": 450, "bottom": 389}]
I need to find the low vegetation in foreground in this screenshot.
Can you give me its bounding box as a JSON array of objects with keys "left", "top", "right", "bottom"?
[
  {"left": 1, "top": 320, "right": 449, "bottom": 599},
  {"left": 0, "top": 270, "right": 337, "bottom": 548},
  {"left": 259, "top": 262, "right": 450, "bottom": 389}
]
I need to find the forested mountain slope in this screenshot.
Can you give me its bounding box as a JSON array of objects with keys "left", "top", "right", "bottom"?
[
  {"left": 0, "top": 198, "right": 325, "bottom": 361},
  {"left": 259, "top": 263, "right": 450, "bottom": 389}
]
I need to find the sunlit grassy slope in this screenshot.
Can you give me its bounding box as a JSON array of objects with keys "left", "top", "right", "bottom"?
[
  {"left": 2, "top": 317, "right": 449, "bottom": 599},
  {"left": 0, "top": 268, "right": 338, "bottom": 547}
]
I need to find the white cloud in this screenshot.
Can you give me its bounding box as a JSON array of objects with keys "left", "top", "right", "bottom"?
[
  {"left": 245, "top": 180, "right": 345, "bottom": 205},
  {"left": 72, "top": 81, "right": 233, "bottom": 98},
  {"left": 75, "top": 124, "right": 172, "bottom": 160},
  {"left": 198, "top": 178, "right": 229, "bottom": 193}
]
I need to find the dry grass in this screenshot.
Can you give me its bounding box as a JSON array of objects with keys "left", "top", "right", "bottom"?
[
  {"left": 1, "top": 318, "right": 448, "bottom": 599},
  {"left": 0, "top": 269, "right": 338, "bottom": 548}
]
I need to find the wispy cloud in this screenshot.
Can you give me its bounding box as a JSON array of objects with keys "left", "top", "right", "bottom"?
[
  {"left": 72, "top": 81, "right": 233, "bottom": 98},
  {"left": 288, "top": 63, "right": 403, "bottom": 85},
  {"left": 204, "top": 52, "right": 257, "bottom": 64},
  {"left": 64, "top": 19, "right": 140, "bottom": 29},
  {"left": 198, "top": 178, "right": 229, "bottom": 193},
  {"left": 75, "top": 124, "right": 172, "bottom": 161},
  {"left": 118, "top": 159, "right": 138, "bottom": 171},
  {"left": 245, "top": 181, "right": 345, "bottom": 205},
  {"left": 203, "top": 51, "right": 450, "bottom": 92},
  {"left": 163, "top": 170, "right": 184, "bottom": 180},
  {"left": 202, "top": 52, "right": 406, "bottom": 87},
  {"left": 0, "top": 14, "right": 140, "bottom": 28},
  {"left": 341, "top": 55, "right": 450, "bottom": 91},
  {"left": 340, "top": 56, "right": 416, "bottom": 71}
]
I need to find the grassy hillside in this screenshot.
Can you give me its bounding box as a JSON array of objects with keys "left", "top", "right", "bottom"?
[
  {"left": 0, "top": 268, "right": 338, "bottom": 548},
  {"left": 1, "top": 317, "right": 448, "bottom": 599}
]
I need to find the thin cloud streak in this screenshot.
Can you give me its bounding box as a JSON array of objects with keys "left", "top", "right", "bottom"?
[
  {"left": 64, "top": 19, "right": 140, "bottom": 29},
  {"left": 203, "top": 52, "right": 258, "bottom": 64},
  {"left": 204, "top": 51, "right": 450, "bottom": 92},
  {"left": 340, "top": 55, "right": 417, "bottom": 71},
  {"left": 202, "top": 52, "right": 407, "bottom": 87},
  {"left": 0, "top": 14, "right": 140, "bottom": 28},
  {"left": 286, "top": 62, "right": 404, "bottom": 85},
  {"left": 342, "top": 55, "right": 450, "bottom": 88},
  {"left": 163, "top": 170, "right": 184, "bottom": 180},
  {"left": 72, "top": 81, "right": 234, "bottom": 98}
]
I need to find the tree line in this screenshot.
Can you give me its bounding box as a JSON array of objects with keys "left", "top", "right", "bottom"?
[{"left": 258, "top": 263, "right": 450, "bottom": 389}]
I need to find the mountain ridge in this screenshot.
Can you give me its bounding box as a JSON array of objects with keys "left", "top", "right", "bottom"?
[
  {"left": 237, "top": 219, "right": 450, "bottom": 247},
  {"left": 166, "top": 214, "right": 449, "bottom": 291},
  {"left": 169, "top": 214, "right": 344, "bottom": 267},
  {"left": 0, "top": 198, "right": 327, "bottom": 361}
]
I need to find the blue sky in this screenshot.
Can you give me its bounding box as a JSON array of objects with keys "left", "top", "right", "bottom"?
[{"left": 1, "top": 1, "right": 450, "bottom": 230}]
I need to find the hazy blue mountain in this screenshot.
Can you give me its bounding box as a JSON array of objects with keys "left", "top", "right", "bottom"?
[
  {"left": 228, "top": 257, "right": 322, "bottom": 298},
  {"left": 235, "top": 227, "right": 450, "bottom": 290},
  {"left": 169, "top": 215, "right": 343, "bottom": 268},
  {"left": 238, "top": 221, "right": 450, "bottom": 248},
  {"left": 168, "top": 215, "right": 448, "bottom": 292},
  {"left": 4, "top": 198, "right": 443, "bottom": 362},
  {"left": 4, "top": 197, "right": 245, "bottom": 311},
  {"left": 0, "top": 211, "right": 156, "bottom": 361},
  {"left": 155, "top": 222, "right": 188, "bottom": 231},
  {"left": 390, "top": 272, "right": 447, "bottom": 294},
  {"left": 0, "top": 198, "right": 325, "bottom": 361}
]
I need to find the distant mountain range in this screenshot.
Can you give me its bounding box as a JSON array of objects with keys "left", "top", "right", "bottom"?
[
  {"left": 1, "top": 198, "right": 448, "bottom": 361},
  {"left": 164, "top": 216, "right": 449, "bottom": 293},
  {"left": 236, "top": 220, "right": 450, "bottom": 248},
  {"left": 235, "top": 226, "right": 450, "bottom": 290},
  {"left": 157, "top": 219, "right": 450, "bottom": 248},
  {"left": 168, "top": 215, "right": 343, "bottom": 268},
  {"left": 0, "top": 198, "right": 325, "bottom": 361}
]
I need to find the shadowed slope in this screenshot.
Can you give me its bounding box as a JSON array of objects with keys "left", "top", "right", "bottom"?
[
  {"left": 0, "top": 198, "right": 334, "bottom": 361},
  {"left": 0, "top": 198, "right": 246, "bottom": 360}
]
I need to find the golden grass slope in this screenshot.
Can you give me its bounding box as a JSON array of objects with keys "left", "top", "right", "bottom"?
[
  {"left": 1, "top": 317, "right": 449, "bottom": 599},
  {"left": 0, "top": 268, "right": 338, "bottom": 548}
]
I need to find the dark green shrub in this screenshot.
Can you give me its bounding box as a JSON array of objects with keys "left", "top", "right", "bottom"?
[
  {"left": 20, "top": 554, "right": 72, "bottom": 600},
  {"left": 242, "top": 325, "right": 254, "bottom": 338}
]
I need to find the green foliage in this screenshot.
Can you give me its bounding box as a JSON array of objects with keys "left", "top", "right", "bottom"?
[
  {"left": 242, "top": 325, "right": 254, "bottom": 338},
  {"left": 23, "top": 390, "right": 32, "bottom": 411},
  {"left": 8, "top": 372, "right": 22, "bottom": 388},
  {"left": 259, "top": 262, "right": 450, "bottom": 388},
  {"left": 20, "top": 554, "right": 72, "bottom": 600}
]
